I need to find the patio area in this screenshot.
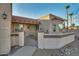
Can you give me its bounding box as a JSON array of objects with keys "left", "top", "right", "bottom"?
[
  {"left": 8, "top": 30, "right": 79, "bottom": 56},
  {"left": 33, "top": 36, "right": 79, "bottom": 56}
]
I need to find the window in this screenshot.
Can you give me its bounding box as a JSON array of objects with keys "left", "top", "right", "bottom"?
[
  {"left": 27, "top": 26, "right": 29, "bottom": 29},
  {"left": 15, "top": 24, "right": 20, "bottom": 32},
  {"left": 53, "top": 24, "right": 56, "bottom": 32},
  {"left": 58, "top": 24, "right": 64, "bottom": 30}
]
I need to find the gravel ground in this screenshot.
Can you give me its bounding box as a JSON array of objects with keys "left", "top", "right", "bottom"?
[{"left": 33, "top": 36, "right": 79, "bottom": 56}]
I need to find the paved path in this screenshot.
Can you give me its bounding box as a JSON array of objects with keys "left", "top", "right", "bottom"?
[{"left": 12, "top": 46, "right": 36, "bottom": 56}]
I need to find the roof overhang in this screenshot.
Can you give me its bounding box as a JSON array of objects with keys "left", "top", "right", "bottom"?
[{"left": 12, "top": 15, "right": 40, "bottom": 25}]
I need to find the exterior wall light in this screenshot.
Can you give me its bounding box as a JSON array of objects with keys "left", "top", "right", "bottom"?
[{"left": 2, "top": 11, "right": 7, "bottom": 19}]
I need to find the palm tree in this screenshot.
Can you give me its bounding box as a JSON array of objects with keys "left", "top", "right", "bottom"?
[
  {"left": 65, "top": 5, "right": 70, "bottom": 29},
  {"left": 69, "top": 13, "right": 74, "bottom": 27},
  {"left": 72, "top": 23, "right": 75, "bottom": 29}
]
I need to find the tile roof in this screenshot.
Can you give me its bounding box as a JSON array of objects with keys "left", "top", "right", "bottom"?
[
  {"left": 39, "top": 13, "right": 66, "bottom": 21},
  {"left": 49, "top": 13, "right": 65, "bottom": 21},
  {"left": 12, "top": 15, "right": 40, "bottom": 25}
]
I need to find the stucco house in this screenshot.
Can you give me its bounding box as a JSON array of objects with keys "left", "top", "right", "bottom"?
[
  {"left": 0, "top": 3, "right": 66, "bottom": 55},
  {"left": 11, "top": 14, "right": 65, "bottom": 47},
  {"left": 12, "top": 16, "right": 39, "bottom": 33},
  {"left": 39, "top": 14, "right": 65, "bottom": 33},
  {"left": 10, "top": 16, "right": 40, "bottom": 49},
  {"left": 12, "top": 14, "right": 65, "bottom": 34}
]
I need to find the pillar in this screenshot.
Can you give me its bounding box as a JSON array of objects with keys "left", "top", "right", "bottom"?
[{"left": 0, "top": 4, "right": 11, "bottom": 55}]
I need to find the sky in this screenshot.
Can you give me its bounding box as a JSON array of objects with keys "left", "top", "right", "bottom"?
[{"left": 12, "top": 3, "right": 79, "bottom": 26}]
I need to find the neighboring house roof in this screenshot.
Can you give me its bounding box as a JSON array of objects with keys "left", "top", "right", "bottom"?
[
  {"left": 12, "top": 16, "right": 40, "bottom": 25},
  {"left": 39, "top": 13, "right": 65, "bottom": 21}
]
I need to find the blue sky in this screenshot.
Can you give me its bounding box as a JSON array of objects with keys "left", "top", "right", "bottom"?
[{"left": 12, "top": 3, "right": 79, "bottom": 26}]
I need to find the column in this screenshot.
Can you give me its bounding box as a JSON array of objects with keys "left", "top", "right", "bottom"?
[{"left": 0, "top": 4, "right": 11, "bottom": 55}]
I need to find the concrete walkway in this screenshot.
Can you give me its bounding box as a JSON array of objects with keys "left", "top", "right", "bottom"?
[{"left": 12, "top": 46, "right": 36, "bottom": 56}]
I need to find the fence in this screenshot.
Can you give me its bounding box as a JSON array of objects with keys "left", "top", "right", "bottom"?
[
  {"left": 38, "top": 32, "right": 75, "bottom": 49},
  {"left": 11, "top": 32, "right": 24, "bottom": 47}
]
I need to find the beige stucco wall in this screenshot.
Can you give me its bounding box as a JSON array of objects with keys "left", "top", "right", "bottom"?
[
  {"left": 38, "top": 32, "right": 75, "bottom": 49},
  {"left": 39, "top": 20, "right": 64, "bottom": 33},
  {"left": 0, "top": 3, "right": 11, "bottom": 54},
  {"left": 11, "top": 32, "right": 24, "bottom": 47},
  {"left": 23, "top": 24, "right": 28, "bottom": 31},
  {"left": 11, "top": 34, "right": 19, "bottom": 46}
]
